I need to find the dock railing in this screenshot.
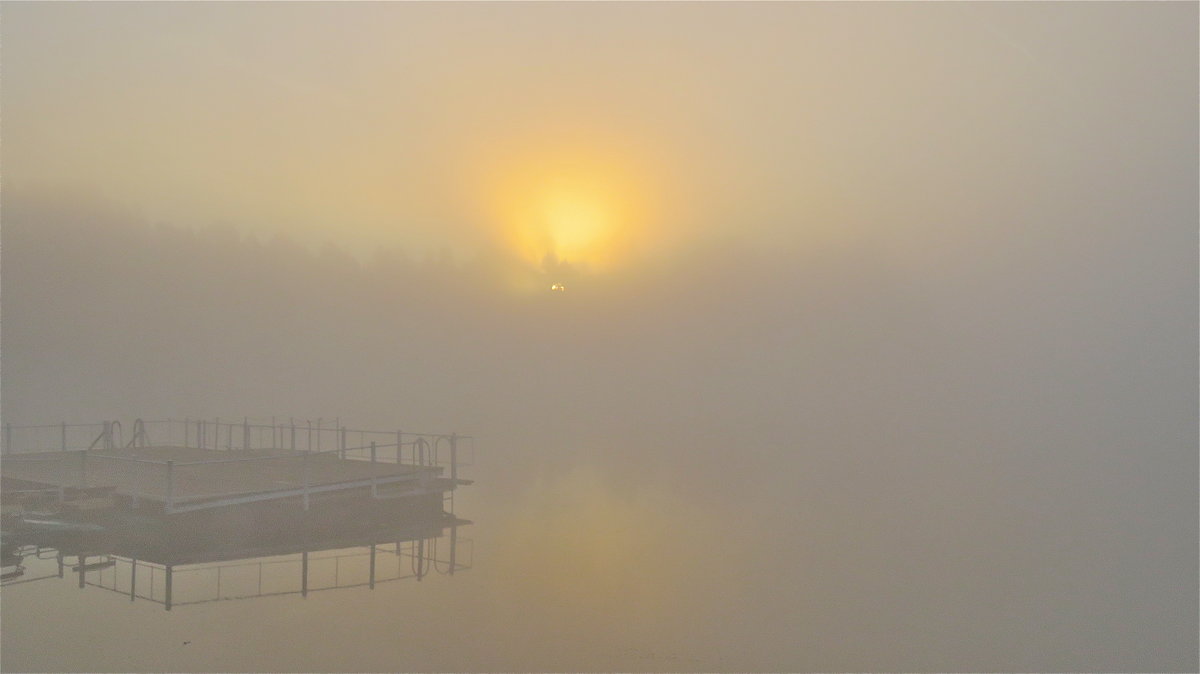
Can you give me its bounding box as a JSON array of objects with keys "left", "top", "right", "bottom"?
[
  {"left": 1, "top": 417, "right": 473, "bottom": 512},
  {"left": 80, "top": 535, "right": 473, "bottom": 610}
]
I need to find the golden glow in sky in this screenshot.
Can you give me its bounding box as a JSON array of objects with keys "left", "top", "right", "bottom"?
[{"left": 479, "top": 146, "right": 661, "bottom": 275}]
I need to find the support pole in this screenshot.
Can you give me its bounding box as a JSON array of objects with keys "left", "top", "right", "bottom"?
[
  {"left": 165, "top": 565, "right": 173, "bottom": 611},
  {"left": 243, "top": 417, "right": 249, "bottom": 450},
  {"left": 4, "top": 422, "right": 10, "bottom": 455},
  {"left": 416, "top": 539, "right": 425, "bottom": 581},
  {"left": 302, "top": 451, "right": 310, "bottom": 511},
  {"left": 450, "top": 433, "right": 458, "bottom": 484},
  {"left": 301, "top": 551, "right": 309, "bottom": 598},
  {"left": 78, "top": 555, "right": 86, "bottom": 588},
  {"left": 130, "top": 559, "right": 137, "bottom": 601},
  {"left": 449, "top": 523, "right": 458, "bottom": 576},
  {"left": 369, "top": 544, "right": 377, "bottom": 590},
  {"left": 62, "top": 422, "right": 67, "bottom": 451},
  {"left": 370, "top": 441, "right": 378, "bottom": 498},
  {"left": 79, "top": 449, "right": 88, "bottom": 488},
  {"left": 166, "top": 460, "right": 175, "bottom": 512}
]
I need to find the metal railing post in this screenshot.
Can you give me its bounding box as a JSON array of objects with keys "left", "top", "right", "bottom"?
[
  {"left": 79, "top": 449, "right": 88, "bottom": 488},
  {"left": 165, "top": 565, "right": 173, "bottom": 611},
  {"left": 397, "top": 430, "right": 403, "bottom": 464},
  {"left": 243, "top": 417, "right": 249, "bottom": 450},
  {"left": 339, "top": 426, "right": 346, "bottom": 459},
  {"left": 369, "top": 544, "right": 377, "bottom": 590},
  {"left": 370, "top": 441, "right": 378, "bottom": 498},
  {"left": 166, "top": 460, "right": 175, "bottom": 511},
  {"left": 4, "top": 422, "right": 11, "bottom": 455},
  {"left": 450, "top": 433, "right": 458, "bottom": 483},
  {"left": 302, "top": 451, "right": 311, "bottom": 511},
  {"left": 62, "top": 422, "right": 67, "bottom": 451}
]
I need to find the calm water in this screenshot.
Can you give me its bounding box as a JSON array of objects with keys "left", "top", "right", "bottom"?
[{"left": 3, "top": 437, "right": 1197, "bottom": 673}]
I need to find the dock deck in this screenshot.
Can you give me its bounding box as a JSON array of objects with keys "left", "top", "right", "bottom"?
[
  {"left": 1, "top": 418, "right": 469, "bottom": 514},
  {"left": 2, "top": 445, "right": 444, "bottom": 513}
]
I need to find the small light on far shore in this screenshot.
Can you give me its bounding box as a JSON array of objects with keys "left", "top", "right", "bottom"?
[{"left": 551, "top": 283, "right": 565, "bottom": 292}]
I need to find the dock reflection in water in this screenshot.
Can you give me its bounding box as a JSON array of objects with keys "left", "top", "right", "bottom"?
[{"left": 1, "top": 499, "right": 471, "bottom": 610}]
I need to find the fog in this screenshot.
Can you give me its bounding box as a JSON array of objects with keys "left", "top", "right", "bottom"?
[{"left": 2, "top": 2, "right": 1197, "bottom": 672}]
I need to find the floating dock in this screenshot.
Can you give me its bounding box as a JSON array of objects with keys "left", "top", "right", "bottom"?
[{"left": 1, "top": 418, "right": 472, "bottom": 515}]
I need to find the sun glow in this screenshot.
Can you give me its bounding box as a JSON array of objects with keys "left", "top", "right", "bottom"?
[{"left": 480, "top": 147, "right": 661, "bottom": 276}]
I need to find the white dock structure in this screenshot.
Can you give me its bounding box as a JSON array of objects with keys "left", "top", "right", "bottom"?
[{"left": 1, "top": 418, "right": 472, "bottom": 514}]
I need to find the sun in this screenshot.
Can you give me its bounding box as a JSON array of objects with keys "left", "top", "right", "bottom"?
[{"left": 480, "top": 148, "right": 656, "bottom": 276}]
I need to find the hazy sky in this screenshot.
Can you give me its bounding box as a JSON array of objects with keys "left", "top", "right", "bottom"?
[
  {"left": 5, "top": 2, "right": 1194, "bottom": 270},
  {"left": 2, "top": 4, "right": 1197, "bottom": 671}
]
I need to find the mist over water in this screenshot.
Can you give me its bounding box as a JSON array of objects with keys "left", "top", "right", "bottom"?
[
  {"left": 2, "top": 2, "right": 1197, "bottom": 672},
  {"left": 3, "top": 179, "right": 1195, "bottom": 671}
]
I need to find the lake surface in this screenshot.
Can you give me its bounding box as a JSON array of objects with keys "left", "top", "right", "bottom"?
[{"left": 3, "top": 437, "right": 1197, "bottom": 673}]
